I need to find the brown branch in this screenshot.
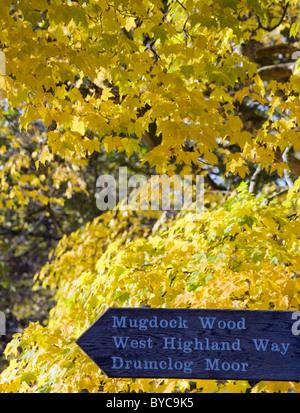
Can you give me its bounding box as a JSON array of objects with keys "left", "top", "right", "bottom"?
[
  {"left": 275, "top": 148, "right": 300, "bottom": 177},
  {"left": 257, "top": 62, "right": 294, "bottom": 80},
  {"left": 287, "top": 212, "right": 298, "bottom": 219},
  {"left": 267, "top": 188, "right": 289, "bottom": 203},
  {"left": 141, "top": 131, "right": 155, "bottom": 150},
  {"left": 6, "top": 212, "right": 47, "bottom": 255},
  {"left": 255, "top": 3, "right": 289, "bottom": 33},
  {"left": 249, "top": 163, "right": 262, "bottom": 194},
  {"left": 47, "top": 206, "right": 65, "bottom": 235},
  {"left": 255, "top": 44, "right": 299, "bottom": 59}
]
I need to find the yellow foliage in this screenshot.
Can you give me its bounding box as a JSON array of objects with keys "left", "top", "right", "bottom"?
[
  {"left": 0, "top": 0, "right": 300, "bottom": 395},
  {"left": 1, "top": 189, "right": 300, "bottom": 393}
]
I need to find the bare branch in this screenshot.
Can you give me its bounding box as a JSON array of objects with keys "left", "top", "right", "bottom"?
[
  {"left": 282, "top": 147, "right": 295, "bottom": 188},
  {"left": 257, "top": 62, "right": 294, "bottom": 80},
  {"left": 267, "top": 188, "right": 289, "bottom": 203},
  {"left": 249, "top": 163, "right": 262, "bottom": 194},
  {"left": 275, "top": 148, "right": 300, "bottom": 177},
  {"left": 255, "top": 44, "right": 299, "bottom": 59},
  {"left": 255, "top": 3, "right": 289, "bottom": 33}
]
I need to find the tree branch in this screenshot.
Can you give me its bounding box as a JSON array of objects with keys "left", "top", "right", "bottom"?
[
  {"left": 6, "top": 212, "right": 47, "bottom": 256},
  {"left": 282, "top": 146, "right": 295, "bottom": 188},
  {"left": 257, "top": 62, "right": 295, "bottom": 81},
  {"left": 275, "top": 148, "right": 300, "bottom": 177},
  {"left": 255, "top": 3, "right": 289, "bottom": 33},
  {"left": 267, "top": 188, "right": 289, "bottom": 203},
  {"left": 249, "top": 163, "right": 262, "bottom": 194},
  {"left": 255, "top": 44, "right": 299, "bottom": 59}
]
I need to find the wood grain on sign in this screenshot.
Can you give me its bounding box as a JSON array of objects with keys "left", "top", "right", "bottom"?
[{"left": 76, "top": 308, "right": 300, "bottom": 381}]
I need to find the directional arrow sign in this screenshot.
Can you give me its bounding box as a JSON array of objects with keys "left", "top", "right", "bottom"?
[{"left": 76, "top": 308, "right": 300, "bottom": 381}]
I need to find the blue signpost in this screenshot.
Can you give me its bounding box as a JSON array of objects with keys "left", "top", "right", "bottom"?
[{"left": 76, "top": 308, "right": 300, "bottom": 381}]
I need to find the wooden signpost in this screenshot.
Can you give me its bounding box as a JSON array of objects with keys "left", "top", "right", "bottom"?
[{"left": 76, "top": 308, "right": 300, "bottom": 381}]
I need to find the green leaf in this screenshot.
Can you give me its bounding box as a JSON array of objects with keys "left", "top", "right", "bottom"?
[{"left": 20, "top": 372, "right": 37, "bottom": 385}]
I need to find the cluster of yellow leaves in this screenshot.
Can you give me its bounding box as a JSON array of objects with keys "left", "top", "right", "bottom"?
[
  {"left": 1, "top": 187, "right": 300, "bottom": 393},
  {"left": 0, "top": 122, "right": 88, "bottom": 217}
]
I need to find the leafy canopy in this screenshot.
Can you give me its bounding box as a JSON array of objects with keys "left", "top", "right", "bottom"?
[
  {"left": 0, "top": 0, "right": 299, "bottom": 177},
  {"left": 1, "top": 187, "right": 300, "bottom": 393}
]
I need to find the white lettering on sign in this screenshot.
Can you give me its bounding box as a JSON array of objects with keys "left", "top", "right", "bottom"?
[
  {"left": 252, "top": 339, "right": 290, "bottom": 355},
  {"left": 112, "top": 315, "right": 188, "bottom": 330},
  {"left": 111, "top": 356, "right": 193, "bottom": 373},
  {"left": 198, "top": 316, "right": 247, "bottom": 330},
  {"left": 162, "top": 337, "right": 241, "bottom": 352},
  {"left": 205, "top": 358, "right": 249, "bottom": 372},
  {"left": 76, "top": 309, "right": 300, "bottom": 380}
]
